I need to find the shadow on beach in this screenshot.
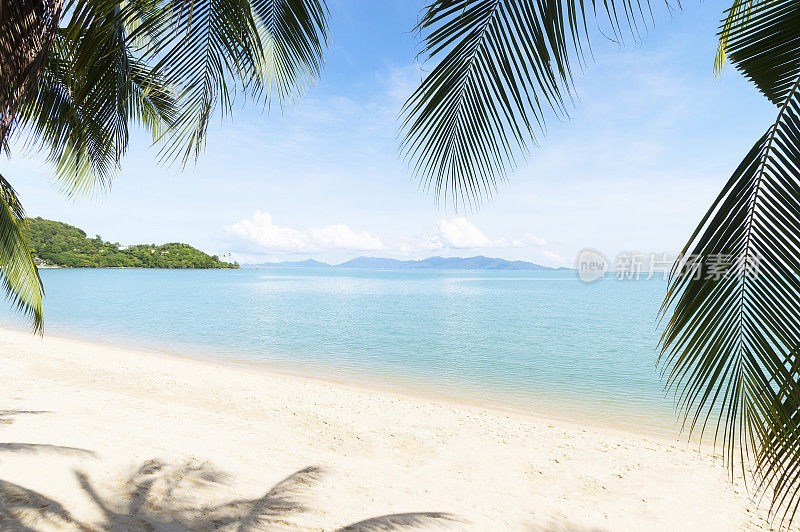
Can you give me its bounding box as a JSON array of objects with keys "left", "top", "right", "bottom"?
[
  {"left": 0, "top": 408, "right": 457, "bottom": 530},
  {"left": 0, "top": 410, "right": 51, "bottom": 425},
  {"left": 0, "top": 457, "right": 458, "bottom": 531},
  {"left": 527, "top": 521, "right": 609, "bottom": 532},
  {"left": 0, "top": 410, "right": 97, "bottom": 458}
]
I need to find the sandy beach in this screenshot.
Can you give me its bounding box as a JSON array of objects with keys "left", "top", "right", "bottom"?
[{"left": 0, "top": 327, "right": 780, "bottom": 531}]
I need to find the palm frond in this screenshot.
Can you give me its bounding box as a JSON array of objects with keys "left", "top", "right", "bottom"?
[
  {"left": 133, "top": 0, "right": 329, "bottom": 165},
  {"left": 400, "top": 0, "right": 653, "bottom": 209},
  {"left": 660, "top": 73, "right": 800, "bottom": 518},
  {"left": 756, "top": 347, "right": 800, "bottom": 524},
  {"left": 249, "top": 0, "right": 329, "bottom": 103},
  {"left": 0, "top": 0, "right": 65, "bottom": 145},
  {"left": 716, "top": 0, "right": 800, "bottom": 105},
  {"left": 137, "top": 0, "right": 264, "bottom": 164},
  {"left": 3, "top": 0, "right": 327, "bottom": 331},
  {"left": 714, "top": 0, "right": 748, "bottom": 75},
  {"left": 18, "top": 0, "right": 327, "bottom": 188},
  {"left": 0, "top": 174, "right": 43, "bottom": 334},
  {"left": 15, "top": 2, "right": 178, "bottom": 194}
]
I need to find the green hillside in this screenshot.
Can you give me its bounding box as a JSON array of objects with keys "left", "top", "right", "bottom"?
[{"left": 22, "top": 218, "right": 237, "bottom": 269}]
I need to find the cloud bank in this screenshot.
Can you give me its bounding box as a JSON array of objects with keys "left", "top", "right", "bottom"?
[
  {"left": 224, "top": 213, "right": 558, "bottom": 262},
  {"left": 422, "top": 218, "right": 545, "bottom": 252},
  {"left": 225, "top": 211, "right": 382, "bottom": 252}
]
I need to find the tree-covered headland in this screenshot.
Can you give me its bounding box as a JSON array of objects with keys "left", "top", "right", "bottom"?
[{"left": 23, "top": 218, "right": 236, "bottom": 269}]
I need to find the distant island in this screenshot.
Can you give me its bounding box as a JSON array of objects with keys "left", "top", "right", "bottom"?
[
  {"left": 23, "top": 218, "right": 237, "bottom": 269},
  {"left": 247, "top": 256, "right": 568, "bottom": 271}
]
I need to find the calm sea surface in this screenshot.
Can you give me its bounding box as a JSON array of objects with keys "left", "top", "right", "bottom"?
[{"left": 0, "top": 268, "right": 680, "bottom": 433}]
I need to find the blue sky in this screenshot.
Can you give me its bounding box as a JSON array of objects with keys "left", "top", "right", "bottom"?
[{"left": 4, "top": 1, "right": 777, "bottom": 266}]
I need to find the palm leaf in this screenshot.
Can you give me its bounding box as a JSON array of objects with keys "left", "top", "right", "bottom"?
[
  {"left": 19, "top": 0, "right": 328, "bottom": 188},
  {"left": 400, "top": 0, "right": 652, "bottom": 209},
  {"left": 659, "top": 73, "right": 800, "bottom": 518},
  {"left": 0, "top": 174, "right": 43, "bottom": 334},
  {"left": 133, "top": 0, "right": 329, "bottom": 164},
  {"left": 17, "top": 15, "right": 177, "bottom": 195},
  {"left": 716, "top": 0, "right": 800, "bottom": 105},
  {"left": 664, "top": 0, "right": 800, "bottom": 522},
  {"left": 0, "top": 0, "right": 65, "bottom": 145},
  {"left": 757, "top": 347, "right": 800, "bottom": 524},
  {"left": 2, "top": 0, "right": 327, "bottom": 331},
  {"left": 136, "top": 0, "right": 266, "bottom": 164},
  {"left": 249, "top": 0, "right": 329, "bottom": 103}
]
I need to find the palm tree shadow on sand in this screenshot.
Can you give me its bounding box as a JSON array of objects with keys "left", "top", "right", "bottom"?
[
  {"left": 526, "top": 522, "right": 608, "bottom": 532},
  {"left": 0, "top": 410, "right": 97, "bottom": 458},
  {"left": 0, "top": 458, "right": 458, "bottom": 531},
  {"left": 0, "top": 478, "right": 78, "bottom": 532},
  {"left": 0, "top": 410, "right": 50, "bottom": 424}
]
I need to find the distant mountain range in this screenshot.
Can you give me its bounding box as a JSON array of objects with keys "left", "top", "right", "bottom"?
[{"left": 245, "top": 256, "right": 569, "bottom": 271}]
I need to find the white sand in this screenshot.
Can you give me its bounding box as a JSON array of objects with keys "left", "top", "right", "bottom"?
[{"left": 0, "top": 327, "right": 782, "bottom": 531}]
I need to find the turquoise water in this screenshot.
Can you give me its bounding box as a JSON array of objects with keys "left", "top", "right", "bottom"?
[{"left": 0, "top": 268, "right": 679, "bottom": 433}]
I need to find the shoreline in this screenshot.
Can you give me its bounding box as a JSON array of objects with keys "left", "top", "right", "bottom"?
[
  {"left": 35, "top": 265, "right": 238, "bottom": 270},
  {"left": 7, "top": 324, "right": 679, "bottom": 441},
  {"left": 0, "top": 326, "right": 777, "bottom": 530}
]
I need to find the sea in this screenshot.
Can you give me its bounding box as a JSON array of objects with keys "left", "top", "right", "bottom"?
[{"left": 0, "top": 268, "right": 682, "bottom": 434}]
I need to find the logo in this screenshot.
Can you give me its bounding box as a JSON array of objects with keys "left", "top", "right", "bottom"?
[{"left": 576, "top": 248, "right": 608, "bottom": 283}]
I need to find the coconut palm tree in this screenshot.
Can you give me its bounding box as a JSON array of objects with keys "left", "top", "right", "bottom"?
[
  {"left": 400, "top": 0, "right": 800, "bottom": 523},
  {"left": 0, "top": 0, "right": 329, "bottom": 332}
]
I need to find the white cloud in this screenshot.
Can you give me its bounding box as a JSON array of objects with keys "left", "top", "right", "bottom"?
[
  {"left": 437, "top": 218, "right": 494, "bottom": 249},
  {"left": 309, "top": 223, "right": 382, "bottom": 251},
  {"left": 421, "top": 218, "right": 537, "bottom": 251},
  {"left": 526, "top": 233, "right": 547, "bottom": 247},
  {"left": 224, "top": 211, "right": 309, "bottom": 251},
  {"left": 226, "top": 213, "right": 548, "bottom": 258},
  {"left": 225, "top": 211, "right": 382, "bottom": 252},
  {"left": 541, "top": 250, "right": 565, "bottom": 263}
]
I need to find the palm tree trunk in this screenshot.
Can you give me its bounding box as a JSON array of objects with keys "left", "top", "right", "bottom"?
[{"left": 0, "top": 0, "right": 64, "bottom": 148}]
